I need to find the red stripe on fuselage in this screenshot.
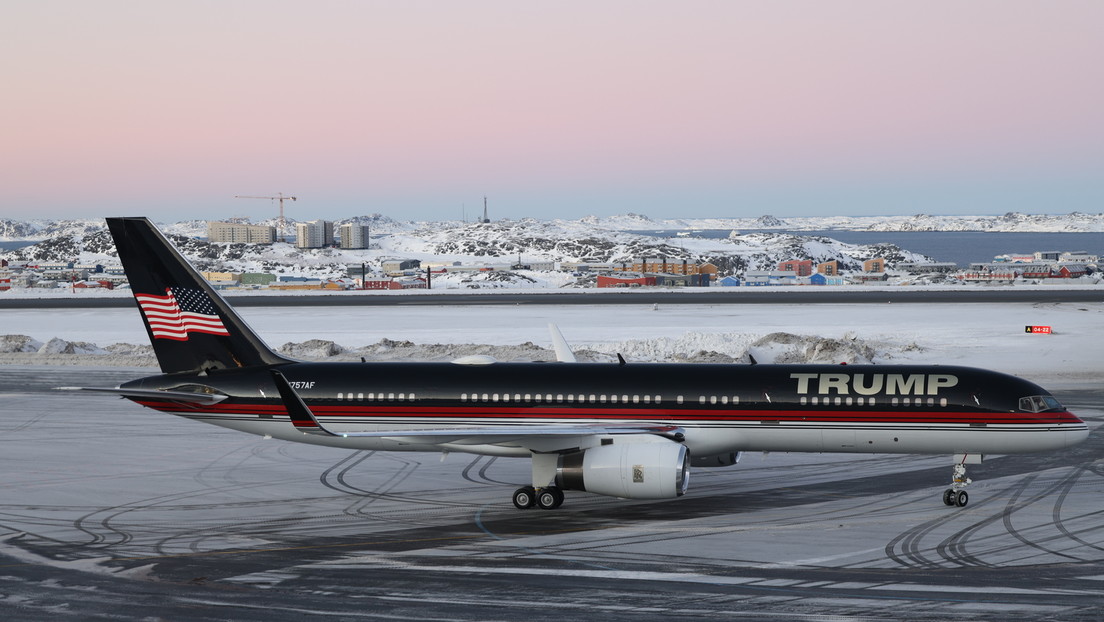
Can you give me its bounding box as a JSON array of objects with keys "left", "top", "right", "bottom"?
[{"left": 130, "top": 400, "right": 1081, "bottom": 427}]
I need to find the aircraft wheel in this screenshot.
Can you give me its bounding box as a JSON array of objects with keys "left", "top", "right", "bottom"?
[
  {"left": 512, "top": 486, "right": 537, "bottom": 509},
  {"left": 536, "top": 486, "right": 565, "bottom": 510},
  {"left": 942, "top": 489, "right": 956, "bottom": 506},
  {"left": 955, "top": 490, "right": 969, "bottom": 507}
]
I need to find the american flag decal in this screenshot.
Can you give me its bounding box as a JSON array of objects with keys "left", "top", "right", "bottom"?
[{"left": 135, "top": 287, "right": 230, "bottom": 341}]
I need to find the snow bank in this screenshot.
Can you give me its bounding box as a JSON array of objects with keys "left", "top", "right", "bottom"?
[
  {"left": 0, "top": 332, "right": 912, "bottom": 367},
  {"left": 0, "top": 335, "right": 154, "bottom": 366},
  {"left": 0, "top": 334, "right": 43, "bottom": 353}
]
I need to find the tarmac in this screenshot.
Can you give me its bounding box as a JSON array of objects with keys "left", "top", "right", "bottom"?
[{"left": 2, "top": 366, "right": 1103, "bottom": 620}]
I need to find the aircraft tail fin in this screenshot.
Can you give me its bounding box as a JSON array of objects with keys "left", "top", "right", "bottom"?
[{"left": 106, "top": 217, "right": 292, "bottom": 374}]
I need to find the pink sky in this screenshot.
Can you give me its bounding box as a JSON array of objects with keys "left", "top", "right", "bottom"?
[{"left": 2, "top": 1, "right": 1102, "bottom": 222}]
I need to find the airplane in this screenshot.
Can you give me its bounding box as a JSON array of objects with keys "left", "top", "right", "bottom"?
[{"left": 72, "top": 217, "right": 1089, "bottom": 511}]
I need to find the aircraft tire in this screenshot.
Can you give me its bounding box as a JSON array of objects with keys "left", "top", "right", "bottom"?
[
  {"left": 537, "top": 487, "right": 565, "bottom": 510},
  {"left": 942, "top": 489, "right": 956, "bottom": 506},
  {"left": 955, "top": 490, "right": 969, "bottom": 507},
  {"left": 513, "top": 486, "right": 537, "bottom": 509}
]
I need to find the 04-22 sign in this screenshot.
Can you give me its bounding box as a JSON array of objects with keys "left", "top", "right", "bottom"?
[{"left": 1025, "top": 325, "right": 1052, "bottom": 334}]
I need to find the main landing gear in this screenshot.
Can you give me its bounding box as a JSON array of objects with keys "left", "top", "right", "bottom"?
[
  {"left": 512, "top": 486, "right": 565, "bottom": 510},
  {"left": 941, "top": 458, "right": 973, "bottom": 508}
]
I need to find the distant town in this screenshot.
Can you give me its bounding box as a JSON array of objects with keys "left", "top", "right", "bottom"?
[{"left": 0, "top": 218, "right": 1099, "bottom": 293}]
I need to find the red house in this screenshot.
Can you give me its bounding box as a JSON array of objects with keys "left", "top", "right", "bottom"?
[
  {"left": 778, "top": 259, "right": 813, "bottom": 276},
  {"left": 362, "top": 278, "right": 404, "bottom": 290},
  {"left": 597, "top": 274, "right": 656, "bottom": 288}
]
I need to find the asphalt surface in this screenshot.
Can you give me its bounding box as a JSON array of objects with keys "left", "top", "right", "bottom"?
[
  {"left": 2, "top": 288, "right": 1104, "bottom": 309},
  {"left": 2, "top": 367, "right": 1103, "bottom": 621}
]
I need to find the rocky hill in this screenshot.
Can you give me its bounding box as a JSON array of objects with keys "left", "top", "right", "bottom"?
[{"left": 0, "top": 216, "right": 931, "bottom": 280}]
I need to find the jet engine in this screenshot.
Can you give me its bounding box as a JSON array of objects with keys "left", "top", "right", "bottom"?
[{"left": 555, "top": 439, "right": 689, "bottom": 499}]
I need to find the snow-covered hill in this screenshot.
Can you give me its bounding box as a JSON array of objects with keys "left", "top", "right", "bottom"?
[
  {"left": 4, "top": 211, "right": 1103, "bottom": 245},
  {"left": 594, "top": 211, "right": 1104, "bottom": 233},
  {"left": 0, "top": 216, "right": 933, "bottom": 280}
]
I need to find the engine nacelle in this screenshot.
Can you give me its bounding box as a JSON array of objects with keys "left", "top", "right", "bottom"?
[{"left": 555, "top": 440, "right": 690, "bottom": 499}]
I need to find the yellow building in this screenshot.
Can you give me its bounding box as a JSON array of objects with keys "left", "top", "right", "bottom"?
[
  {"left": 613, "top": 260, "right": 718, "bottom": 279},
  {"left": 201, "top": 271, "right": 241, "bottom": 283}
]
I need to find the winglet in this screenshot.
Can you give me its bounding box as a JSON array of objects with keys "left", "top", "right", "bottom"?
[
  {"left": 548, "top": 323, "right": 577, "bottom": 363},
  {"left": 270, "top": 370, "right": 338, "bottom": 437}
]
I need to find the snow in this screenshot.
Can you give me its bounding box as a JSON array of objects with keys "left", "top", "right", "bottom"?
[
  {"left": 601, "top": 212, "right": 1104, "bottom": 233},
  {"left": 2, "top": 300, "right": 1101, "bottom": 388}
]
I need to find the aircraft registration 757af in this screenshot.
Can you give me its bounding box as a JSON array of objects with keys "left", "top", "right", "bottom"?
[{"left": 70, "top": 217, "right": 1088, "bottom": 511}]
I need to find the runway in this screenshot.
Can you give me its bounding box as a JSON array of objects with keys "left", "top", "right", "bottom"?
[{"left": 2, "top": 366, "right": 1103, "bottom": 620}]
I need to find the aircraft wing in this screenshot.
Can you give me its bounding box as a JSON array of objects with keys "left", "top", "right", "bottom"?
[
  {"left": 270, "top": 370, "right": 682, "bottom": 445},
  {"left": 56, "top": 386, "right": 229, "bottom": 405}
]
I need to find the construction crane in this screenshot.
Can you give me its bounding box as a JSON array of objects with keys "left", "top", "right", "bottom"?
[{"left": 234, "top": 193, "right": 296, "bottom": 241}]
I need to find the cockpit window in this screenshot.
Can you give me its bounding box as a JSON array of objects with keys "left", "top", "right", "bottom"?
[{"left": 1019, "top": 395, "right": 1063, "bottom": 413}]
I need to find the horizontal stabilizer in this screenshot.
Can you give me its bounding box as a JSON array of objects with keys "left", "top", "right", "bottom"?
[{"left": 55, "top": 386, "right": 228, "bottom": 405}]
